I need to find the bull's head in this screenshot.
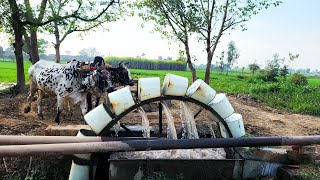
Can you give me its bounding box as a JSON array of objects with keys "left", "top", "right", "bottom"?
[
  {"left": 118, "top": 61, "right": 134, "bottom": 86},
  {"left": 93, "top": 68, "right": 115, "bottom": 93}
]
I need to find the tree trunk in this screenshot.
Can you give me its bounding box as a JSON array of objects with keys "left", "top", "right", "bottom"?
[
  {"left": 30, "top": 28, "right": 40, "bottom": 64},
  {"left": 184, "top": 42, "right": 196, "bottom": 82},
  {"left": 54, "top": 21, "right": 61, "bottom": 63},
  {"left": 9, "top": 0, "right": 26, "bottom": 93},
  {"left": 55, "top": 43, "right": 61, "bottom": 63},
  {"left": 204, "top": 51, "right": 213, "bottom": 84},
  {"left": 23, "top": 33, "right": 32, "bottom": 62}
]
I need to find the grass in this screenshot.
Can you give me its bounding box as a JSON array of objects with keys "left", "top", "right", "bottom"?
[
  {"left": 0, "top": 60, "right": 31, "bottom": 83},
  {"left": 1, "top": 60, "right": 320, "bottom": 116}
]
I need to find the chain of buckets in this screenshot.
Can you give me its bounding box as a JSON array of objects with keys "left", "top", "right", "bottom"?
[{"left": 69, "top": 73, "right": 246, "bottom": 180}]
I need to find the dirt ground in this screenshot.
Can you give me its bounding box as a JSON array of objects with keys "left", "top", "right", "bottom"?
[{"left": 0, "top": 90, "right": 319, "bottom": 137}]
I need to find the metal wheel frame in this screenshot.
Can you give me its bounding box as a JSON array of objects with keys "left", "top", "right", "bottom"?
[{"left": 99, "top": 95, "right": 233, "bottom": 139}]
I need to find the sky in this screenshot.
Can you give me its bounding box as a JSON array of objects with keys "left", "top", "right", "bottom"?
[{"left": 1, "top": 0, "right": 320, "bottom": 70}]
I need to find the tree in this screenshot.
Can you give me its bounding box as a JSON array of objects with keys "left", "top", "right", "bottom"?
[
  {"left": 216, "top": 51, "right": 225, "bottom": 74},
  {"left": 38, "top": 38, "right": 48, "bottom": 55},
  {"left": 7, "top": 0, "right": 26, "bottom": 92},
  {"left": 79, "top": 47, "right": 101, "bottom": 60},
  {"left": 1, "top": 0, "right": 120, "bottom": 93},
  {"left": 136, "top": 0, "right": 198, "bottom": 82},
  {"left": 248, "top": 63, "right": 260, "bottom": 75},
  {"left": 23, "top": 0, "right": 48, "bottom": 64},
  {"left": 46, "top": 0, "right": 120, "bottom": 63},
  {"left": 186, "top": 0, "right": 281, "bottom": 84},
  {"left": 0, "top": 46, "right": 3, "bottom": 58},
  {"left": 23, "top": 38, "right": 48, "bottom": 61},
  {"left": 225, "top": 41, "right": 239, "bottom": 75}
]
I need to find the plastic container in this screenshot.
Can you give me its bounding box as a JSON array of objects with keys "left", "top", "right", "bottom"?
[
  {"left": 138, "top": 77, "right": 161, "bottom": 101},
  {"left": 162, "top": 74, "right": 188, "bottom": 96},
  {"left": 84, "top": 104, "right": 113, "bottom": 135},
  {"left": 186, "top": 79, "right": 216, "bottom": 104},
  {"left": 208, "top": 93, "right": 234, "bottom": 119},
  {"left": 220, "top": 113, "right": 245, "bottom": 138},
  {"left": 69, "top": 130, "right": 96, "bottom": 180},
  {"left": 108, "top": 86, "right": 135, "bottom": 115}
]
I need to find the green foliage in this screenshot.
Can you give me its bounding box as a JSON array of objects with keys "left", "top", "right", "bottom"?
[
  {"left": 226, "top": 41, "right": 240, "bottom": 75},
  {"left": 289, "top": 73, "right": 308, "bottom": 86},
  {"left": 248, "top": 63, "right": 260, "bottom": 75},
  {"left": 105, "top": 57, "right": 186, "bottom": 71},
  {"left": 249, "top": 82, "right": 320, "bottom": 115},
  {"left": 250, "top": 69, "right": 278, "bottom": 82},
  {"left": 279, "top": 65, "right": 289, "bottom": 77}
]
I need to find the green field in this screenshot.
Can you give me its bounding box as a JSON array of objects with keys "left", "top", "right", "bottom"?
[{"left": 1, "top": 60, "right": 320, "bottom": 116}]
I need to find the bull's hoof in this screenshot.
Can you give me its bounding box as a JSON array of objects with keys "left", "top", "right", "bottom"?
[
  {"left": 53, "top": 122, "right": 59, "bottom": 126},
  {"left": 38, "top": 113, "right": 44, "bottom": 120},
  {"left": 24, "top": 107, "right": 31, "bottom": 113}
]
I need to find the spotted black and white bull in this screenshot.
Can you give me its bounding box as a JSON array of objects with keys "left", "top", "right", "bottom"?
[{"left": 24, "top": 59, "right": 114, "bottom": 124}]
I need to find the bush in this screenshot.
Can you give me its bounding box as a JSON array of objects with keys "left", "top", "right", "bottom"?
[
  {"left": 249, "top": 69, "right": 278, "bottom": 83},
  {"left": 289, "top": 73, "right": 308, "bottom": 86}
]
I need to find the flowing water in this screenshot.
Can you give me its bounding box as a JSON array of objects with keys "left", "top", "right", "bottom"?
[
  {"left": 113, "top": 121, "right": 121, "bottom": 137},
  {"left": 206, "top": 120, "right": 216, "bottom": 138},
  {"left": 161, "top": 101, "right": 177, "bottom": 139},
  {"left": 137, "top": 107, "right": 150, "bottom": 138},
  {"left": 180, "top": 102, "right": 199, "bottom": 139}
]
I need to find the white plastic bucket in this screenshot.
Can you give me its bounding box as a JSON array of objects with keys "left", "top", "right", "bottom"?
[
  {"left": 138, "top": 77, "right": 161, "bottom": 101},
  {"left": 186, "top": 79, "right": 216, "bottom": 105},
  {"left": 208, "top": 93, "right": 234, "bottom": 119},
  {"left": 69, "top": 162, "right": 91, "bottom": 180},
  {"left": 108, "top": 86, "right": 135, "bottom": 115},
  {"left": 84, "top": 104, "right": 113, "bottom": 135},
  {"left": 69, "top": 130, "right": 94, "bottom": 180},
  {"left": 221, "top": 113, "right": 245, "bottom": 138},
  {"left": 162, "top": 74, "right": 188, "bottom": 96}
]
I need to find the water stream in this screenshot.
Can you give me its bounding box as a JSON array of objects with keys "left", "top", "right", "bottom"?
[
  {"left": 113, "top": 121, "right": 121, "bottom": 137},
  {"left": 180, "top": 102, "right": 199, "bottom": 139},
  {"left": 206, "top": 120, "right": 216, "bottom": 138},
  {"left": 161, "top": 101, "right": 177, "bottom": 139},
  {"left": 137, "top": 107, "right": 150, "bottom": 138}
]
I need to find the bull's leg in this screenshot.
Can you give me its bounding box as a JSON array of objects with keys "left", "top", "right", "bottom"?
[
  {"left": 95, "top": 96, "right": 100, "bottom": 107},
  {"left": 87, "top": 92, "right": 93, "bottom": 112},
  {"left": 24, "top": 80, "right": 36, "bottom": 113},
  {"left": 80, "top": 96, "right": 88, "bottom": 115},
  {"left": 37, "top": 90, "right": 44, "bottom": 119},
  {"left": 54, "top": 96, "right": 64, "bottom": 125}
]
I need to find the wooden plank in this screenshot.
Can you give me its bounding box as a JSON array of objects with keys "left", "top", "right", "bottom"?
[{"left": 45, "top": 125, "right": 91, "bottom": 136}]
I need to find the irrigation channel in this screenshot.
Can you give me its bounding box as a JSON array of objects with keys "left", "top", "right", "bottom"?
[{"left": 1, "top": 74, "right": 320, "bottom": 179}]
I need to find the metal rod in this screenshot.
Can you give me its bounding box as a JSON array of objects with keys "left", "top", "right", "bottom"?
[
  {"left": 194, "top": 108, "right": 204, "bottom": 119},
  {"left": 1, "top": 136, "right": 320, "bottom": 157},
  {"left": 159, "top": 102, "right": 163, "bottom": 137},
  {"left": 0, "top": 135, "right": 156, "bottom": 145}
]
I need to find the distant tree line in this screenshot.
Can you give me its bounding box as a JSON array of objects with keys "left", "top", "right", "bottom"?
[{"left": 105, "top": 57, "right": 186, "bottom": 71}]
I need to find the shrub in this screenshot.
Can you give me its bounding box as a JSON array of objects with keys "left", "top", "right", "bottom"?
[{"left": 289, "top": 73, "right": 308, "bottom": 86}]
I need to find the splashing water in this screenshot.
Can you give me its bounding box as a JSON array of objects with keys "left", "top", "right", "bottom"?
[
  {"left": 137, "top": 107, "right": 150, "bottom": 138},
  {"left": 113, "top": 121, "right": 121, "bottom": 137},
  {"left": 180, "top": 102, "right": 199, "bottom": 139},
  {"left": 206, "top": 120, "right": 216, "bottom": 138},
  {"left": 161, "top": 101, "right": 177, "bottom": 139}
]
